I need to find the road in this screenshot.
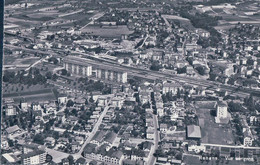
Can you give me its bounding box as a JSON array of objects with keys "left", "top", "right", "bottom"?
[
  {"left": 147, "top": 114, "right": 159, "bottom": 165},
  {"left": 201, "top": 143, "right": 260, "bottom": 150},
  {"left": 140, "top": 35, "right": 149, "bottom": 48},
  {"left": 162, "top": 15, "right": 172, "bottom": 32},
  {"left": 73, "top": 105, "right": 110, "bottom": 159},
  {"left": 80, "top": 12, "right": 105, "bottom": 31},
  {"left": 25, "top": 55, "right": 51, "bottom": 71}
]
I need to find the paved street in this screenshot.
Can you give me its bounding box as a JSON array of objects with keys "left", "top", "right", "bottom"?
[
  {"left": 148, "top": 114, "right": 159, "bottom": 165},
  {"left": 74, "top": 105, "right": 110, "bottom": 158}
]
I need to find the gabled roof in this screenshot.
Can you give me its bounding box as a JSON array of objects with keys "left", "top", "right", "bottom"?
[
  {"left": 91, "top": 131, "right": 106, "bottom": 142},
  {"left": 110, "top": 150, "right": 123, "bottom": 159},
  {"left": 84, "top": 143, "right": 97, "bottom": 154},
  {"left": 187, "top": 125, "right": 201, "bottom": 138},
  {"left": 6, "top": 125, "right": 20, "bottom": 134},
  {"left": 104, "top": 132, "right": 117, "bottom": 144}
]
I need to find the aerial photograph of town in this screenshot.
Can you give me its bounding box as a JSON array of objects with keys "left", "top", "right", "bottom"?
[{"left": 1, "top": 0, "right": 260, "bottom": 164}]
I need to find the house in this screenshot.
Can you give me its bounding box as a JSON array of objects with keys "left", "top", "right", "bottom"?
[
  {"left": 188, "top": 141, "right": 205, "bottom": 153},
  {"left": 66, "top": 116, "right": 78, "bottom": 125},
  {"left": 45, "top": 137, "right": 55, "bottom": 147},
  {"left": 32, "top": 102, "right": 42, "bottom": 111},
  {"left": 140, "top": 95, "right": 150, "bottom": 105},
  {"left": 170, "top": 110, "right": 179, "bottom": 121},
  {"left": 140, "top": 141, "right": 153, "bottom": 152},
  {"left": 152, "top": 50, "right": 164, "bottom": 61},
  {"left": 162, "top": 82, "right": 182, "bottom": 95},
  {"left": 156, "top": 102, "right": 164, "bottom": 117},
  {"left": 58, "top": 95, "right": 67, "bottom": 104},
  {"left": 1, "top": 139, "right": 9, "bottom": 150},
  {"left": 74, "top": 98, "right": 85, "bottom": 109},
  {"left": 106, "top": 149, "right": 124, "bottom": 165},
  {"left": 146, "top": 128, "right": 154, "bottom": 140},
  {"left": 187, "top": 125, "right": 201, "bottom": 139},
  {"left": 56, "top": 111, "right": 65, "bottom": 122},
  {"left": 21, "top": 102, "right": 28, "bottom": 111},
  {"left": 111, "top": 97, "right": 124, "bottom": 109},
  {"left": 103, "top": 132, "right": 117, "bottom": 145},
  {"left": 71, "top": 141, "right": 80, "bottom": 152},
  {"left": 160, "top": 124, "right": 168, "bottom": 133},
  {"left": 130, "top": 149, "right": 146, "bottom": 161},
  {"left": 84, "top": 143, "right": 97, "bottom": 158},
  {"left": 244, "top": 129, "right": 253, "bottom": 147},
  {"left": 5, "top": 105, "right": 16, "bottom": 116},
  {"left": 91, "top": 131, "right": 106, "bottom": 146},
  {"left": 6, "top": 125, "right": 22, "bottom": 136},
  {"left": 123, "top": 159, "right": 145, "bottom": 165},
  {"left": 2, "top": 153, "right": 20, "bottom": 164},
  {"left": 98, "top": 96, "right": 108, "bottom": 107},
  {"left": 75, "top": 136, "right": 84, "bottom": 145},
  {"left": 4, "top": 95, "right": 16, "bottom": 116},
  {"left": 58, "top": 137, "right": 69, "bottom": 144},
  {"left": 45, "top": 102, "right": 57, "bottom": 114}
]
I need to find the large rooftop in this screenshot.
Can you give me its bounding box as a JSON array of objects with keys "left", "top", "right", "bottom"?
[
  {"left": 187, "top": 125, "right": 201, "bottom": 139},
  {"left": 64, "top": 55, "right": 127, "bottom": 73}
]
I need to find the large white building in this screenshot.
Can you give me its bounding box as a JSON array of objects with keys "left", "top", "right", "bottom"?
[
  {"left": 23, "top": 150, "right": 47, "bottom": 165},
  {"left": 215, "top": 101, "right": 230, "bottom": 124},
  {"left": 63, "top": 56, "right": 92, "bottom": 77},
  {"left": 216, "top": 101, "right": 228, "bottom": 118},
  {"left": 63, "top": 56, "right": 127, "bottom": 83},
  {"left": 162, "top": 82, "right": 182, "bottom": 95},
  {"left": 5, "top": 105, "right": 16, "bottom": 116}
]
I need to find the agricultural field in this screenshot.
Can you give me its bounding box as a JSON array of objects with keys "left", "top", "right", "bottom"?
[{"left": 4, "top": 56, "right": 40, "bottom": 66}]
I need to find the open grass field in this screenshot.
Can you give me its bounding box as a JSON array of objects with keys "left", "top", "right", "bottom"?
[
  {"left": 3, "top": 88, "right": 53, "bottom": 97},
  {"left": 82, "top": 25, "right": 134, "bottom": 38},
  {"left": 4, "top": 56, "right": 40, "bottom": 65},
  {"left": 3, "top": 87, "right": 56, "bottom": 103},
  {"left": 196, "top": 107, "right": 235, "bottom": 145},
  {"left": 4, "top": 55, "right": 19, "bottom": 65}
]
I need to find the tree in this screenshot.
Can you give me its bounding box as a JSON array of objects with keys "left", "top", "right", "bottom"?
[
  {"left": 8, "top": 139, "right": 14, "bottom": 147},
  {"left": 33, "top": 134, "right": 44, "bottom": 145},
  {"left": 52, "top": 74, "right": 58, "bottom": 81},
  {"left": 61, "top": 69, "right": 68, "bottom": 76},
  {"left": 177, "top": 67, "right": 187, "bottom": 74},
  {"left": 48, "top": 57, "right": 58, "bottom": 65},
  {"left": 53, "top": 131, "right": 59, "bottom": 140},
  {"left": 67, "top": 155, "right": 74, "bottom": 165},
  {"left": 71, "top": 109, "right": 78, "bottom": 116},
  {"left": 195, "top": 66, "right": 206, "bottom": 75},
  {"left": 66, "top": 100, "right": 74, "bottom": 107},
  {"left": 228, "top": 101, "right": 244, "bottom": 112},
  {"left": 150, "top": 61, "right": 161, "bottom": 71},
  {"left": 89, "top": 93, "right": 94, "bottom": 103},
  {"left": 85, "top": 99, "right": 88, "bottom": 105},
  {"left": 46, "top": 154, "right": 53, "bottom": 162},
  {"left": 45, "top": 72, "right": 52, "bottom": 79}
]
